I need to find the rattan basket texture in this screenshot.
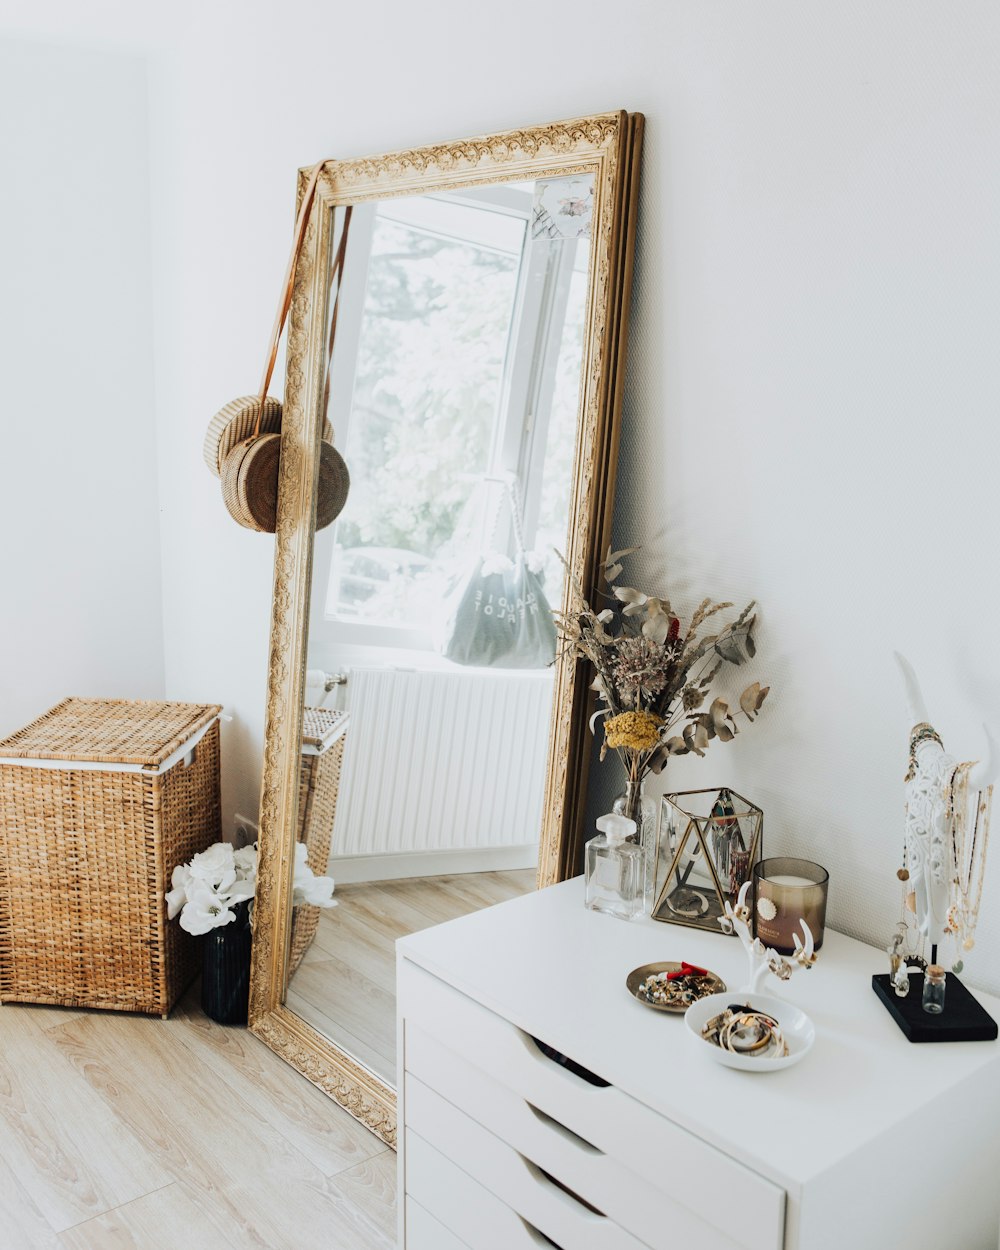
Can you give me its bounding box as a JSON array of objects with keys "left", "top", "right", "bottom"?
[
  {"left": 288, "top": 707, "right": 348, "bottom": 977},
  {"left": 0, "top": 698, "right": 222, "bottom": 1016}
]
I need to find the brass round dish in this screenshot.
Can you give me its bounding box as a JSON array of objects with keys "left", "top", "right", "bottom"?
[{"left": 626, "top": 961, "right": 727, "bottom": 1014}]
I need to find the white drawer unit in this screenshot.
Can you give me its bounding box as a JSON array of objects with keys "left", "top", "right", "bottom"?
[
  {"left": 397, "top": 877, "right": 1000, "bottom": 1250},
  {"left": 404, "top": 1196, "right": 470, "bottom": 1250}
]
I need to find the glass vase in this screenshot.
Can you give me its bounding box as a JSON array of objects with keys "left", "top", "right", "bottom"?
[
  {"left": 613, "top": 779, "right": 657, "bottom": 914},
  {"left": 201, "top": 901, "right": 252, "bottom": 1025}
]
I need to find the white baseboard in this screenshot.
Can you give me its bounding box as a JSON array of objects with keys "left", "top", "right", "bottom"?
[{"left": 328, "top": 844, "right": 539, "bottom": 885}]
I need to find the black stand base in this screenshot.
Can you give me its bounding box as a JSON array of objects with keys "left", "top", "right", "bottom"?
[{"left": 872, "top": 972, "right": 998, "bottom": 1043}]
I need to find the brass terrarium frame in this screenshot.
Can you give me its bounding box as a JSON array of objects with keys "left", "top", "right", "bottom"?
[
  {"left": 248, "top": 113, "right": 643, "bottom": 1147},
  {"left": 652, "top": 788, "right": 763, "bottom": 934}
]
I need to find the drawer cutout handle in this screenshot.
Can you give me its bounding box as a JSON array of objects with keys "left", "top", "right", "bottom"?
[
  {"left": 526, "top": 1035, "right": 611, "bottom": 1087},
  {"left": 520, "top": 1219, "right": 566, "bottom": 1249},
  {"left": 523, "top": 1159, "right": 607, "bottom": 1219},
  {"left": 526, "top": 1102, "right": 604, "bottom": 1156}
]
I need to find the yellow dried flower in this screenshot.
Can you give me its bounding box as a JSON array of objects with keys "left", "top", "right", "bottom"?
[{"left": 604, "top": 710, "right": 662, "bottom": 752}]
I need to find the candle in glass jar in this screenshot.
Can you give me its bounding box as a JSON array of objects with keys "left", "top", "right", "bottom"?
[{"left": 753, "top": 857, "right": 829, "bottom": 954}]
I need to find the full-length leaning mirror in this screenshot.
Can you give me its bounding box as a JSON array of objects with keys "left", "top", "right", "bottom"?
[{"left": 249, "top": 113, "right": 643, "bottom": 1146}]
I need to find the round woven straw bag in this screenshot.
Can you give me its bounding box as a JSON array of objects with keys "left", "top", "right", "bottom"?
[
  {"left": 209, "top": 161, "right": 350, "bottom": 533},
  {"left": 317, "top": 443, "right": 350, "bottom": 531},
  {"left": 221, "top": 432, "right": 282, "bottom": 532},
  {"left": 221, "top": 433, "right": 350, "bottom": 532},
  {"left": 204, "top": 396, "right": 282, "bottom": 478},
  {"left": 204, "top": 396, "right": 332, "bottom": 478}
]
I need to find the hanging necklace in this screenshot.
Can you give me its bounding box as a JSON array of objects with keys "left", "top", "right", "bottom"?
[
  {"left": 898, "top": 723, "right": 936, "bottom": 967},
  {"left": 895, "top": 835, "right": 925, "bottom": 969},
  {"left": 905, "top": 722, "right": 942, "bottom": 783},
  {"left": 945, "top": 761, "right": 993, "bottom": 969}
]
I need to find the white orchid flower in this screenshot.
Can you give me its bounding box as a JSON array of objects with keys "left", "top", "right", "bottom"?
[
  {"left": 165, "top": 863, "right": 193, "bottom": 920},
  {"left": 292, "top": 843, "right": 337, "bottom": 908},
  {"left": 233, "top": 844, "right": 258, "bottom": 881},
  {"left": 171, "top": 863, "right": 193, "bottom": 891},
  {"left": 188, "top": 842, "right": 237, "bottom": 891},
  {"left": 165, "top": 886, "right": 187, "bottom": 921},
  {"left": 178, "top": 878, "right": 236, "bottom": 934},
  {"left": 224, "top": 877, "right": 256, "bottom": 906},
  {"left": 293, "top": 872, "right": 337, "bottom": 908}
]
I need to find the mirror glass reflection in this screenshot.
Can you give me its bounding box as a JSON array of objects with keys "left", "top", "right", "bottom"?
[{"left": 285, "top": 174, "right": 595, "bottom": 1084}]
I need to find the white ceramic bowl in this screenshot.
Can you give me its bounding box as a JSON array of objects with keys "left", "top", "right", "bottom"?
[{"left": 684, "top": 992, "right": 815, "bottom": 1072}]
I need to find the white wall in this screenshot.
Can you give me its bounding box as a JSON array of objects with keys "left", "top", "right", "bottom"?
[
  {"left": 0, "top": 36, "right": 164, "bottom": 736},
  {"left": 144, "top": 0, "right": 1000, "bottom": 989},
  {"left": 4, "top": 1, "right": 1000, "bottom": 991}
]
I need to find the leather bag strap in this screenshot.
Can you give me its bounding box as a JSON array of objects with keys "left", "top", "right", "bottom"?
[
  {"left": 321, "top": 205, "right": 353, "bottom": 437},
  {"left": 254, "top": 160, "right": 327, "bottom": 436}
]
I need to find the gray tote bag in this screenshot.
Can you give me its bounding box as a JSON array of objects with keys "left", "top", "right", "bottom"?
[{"left": 441, "top": 481, "right": 557, "bottom": 670}]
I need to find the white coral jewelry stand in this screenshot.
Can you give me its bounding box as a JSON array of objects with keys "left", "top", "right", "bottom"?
[
  {"left": 397, "top": 877, "right": 1000, "bottom": 1250},
  {"left": 876, "top": 655, "right": 1000, "bottom": 1040}
]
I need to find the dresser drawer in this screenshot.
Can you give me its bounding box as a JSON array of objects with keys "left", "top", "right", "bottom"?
[
  {"left": 400, "top": 959, "right": 784, "bottom": 1250},
  {"left": 406, "top": 1128, "right": 577, "bottom": 1249},
  {"left": 407, "top": 1084, "right": 648, "bottom": 1250},
  {"left": 405, "top": 1197, "right": 471, "bottom": 1250},
  {"left": 407, "top": 1024, "right": 747, "bottom": 1250}
]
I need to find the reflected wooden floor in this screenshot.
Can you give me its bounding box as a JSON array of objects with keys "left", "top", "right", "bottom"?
[
  {"left": 285, "top": 870, "right": 536, "bottom": 1084},
  {"left": 0, "top": 985, "right": 395, "bottom": 1248}
]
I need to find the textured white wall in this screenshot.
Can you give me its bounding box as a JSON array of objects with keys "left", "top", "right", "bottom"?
[
  {"left": 0, "top": 36, "right": 164, "bottom": 737},
  {"left": 5, "top": 1, "right": 999, "bottom": 990}
]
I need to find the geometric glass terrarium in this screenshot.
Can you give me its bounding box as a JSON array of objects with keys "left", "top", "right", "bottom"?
[{"left": 651, "top": 788, "right": 763, "bottom": 934}]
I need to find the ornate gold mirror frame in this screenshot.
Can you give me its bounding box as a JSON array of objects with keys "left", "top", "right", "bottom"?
[{"left": 248, "top": 112, "right": 643, "bottom": 1146}]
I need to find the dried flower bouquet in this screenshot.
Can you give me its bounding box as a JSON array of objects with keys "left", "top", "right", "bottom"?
[{"left": 555, "top": 548, "right": 770, "bottom": 801}]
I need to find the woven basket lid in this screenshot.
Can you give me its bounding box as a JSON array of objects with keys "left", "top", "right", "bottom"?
[
  {"left": 301, "top": 707, "right": 349, "bottom": 754},
  {"left": 0, "top": 698, "right": 221, "bottom": 766}
]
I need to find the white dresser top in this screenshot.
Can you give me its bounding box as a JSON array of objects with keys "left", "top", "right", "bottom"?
[{"left": 397, "top": 876, "right": 1000, "bottom": 1191}]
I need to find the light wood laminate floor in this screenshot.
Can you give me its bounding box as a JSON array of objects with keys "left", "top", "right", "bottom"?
[
  {"left": 0, "top": 987, "right": 396, "bottom": 1248},
  {"left": 286, "top": 870, "right": 536, "bottom": 1084}
]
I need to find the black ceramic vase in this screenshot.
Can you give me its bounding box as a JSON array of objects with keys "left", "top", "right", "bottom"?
[{"left": 201, "top": 901, "right": 252, "bottom": 1025}]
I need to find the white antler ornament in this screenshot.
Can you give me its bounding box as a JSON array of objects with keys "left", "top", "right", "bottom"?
[{"left": 720, "top": 882, "right": 817, "bottom": 993}]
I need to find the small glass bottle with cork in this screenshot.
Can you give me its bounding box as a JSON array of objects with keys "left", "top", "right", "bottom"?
[{"left": 922, "top": 964, "right": 947, "bottom": 1014}]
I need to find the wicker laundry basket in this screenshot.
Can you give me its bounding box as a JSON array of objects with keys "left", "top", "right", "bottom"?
[
  {"left": 288, "top": 707, "right": 348, "bottom": 977},
  {"left": 0, "top": 698, "right": 222, "bottom": 1017}
]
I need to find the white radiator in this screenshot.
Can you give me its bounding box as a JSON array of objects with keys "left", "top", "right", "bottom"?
[{"left": 331, "top": 666, "right": 553, "bottom": 861}]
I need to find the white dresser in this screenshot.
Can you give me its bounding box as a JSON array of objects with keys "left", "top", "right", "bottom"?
[{"left": 396, "top": 877, "right": 1000, "bottom": 1250}]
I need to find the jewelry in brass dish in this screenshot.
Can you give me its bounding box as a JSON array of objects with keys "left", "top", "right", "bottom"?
[{"left": 626, "top": 961, "right": 726, "bottom": 1013}]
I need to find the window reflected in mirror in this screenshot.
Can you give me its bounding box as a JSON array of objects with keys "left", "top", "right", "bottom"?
[{"left": 324, "top": 178, "right": 591, "bottom": 646}]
